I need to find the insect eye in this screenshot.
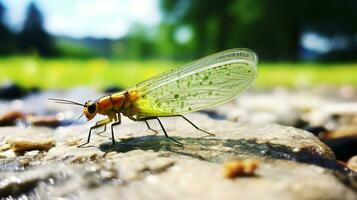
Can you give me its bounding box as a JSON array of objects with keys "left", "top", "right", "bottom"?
[{"left": 87, "top": 103, "right": 96, "bottom": 113}]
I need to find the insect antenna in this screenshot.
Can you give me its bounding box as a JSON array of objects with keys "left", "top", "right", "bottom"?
[
  {"left": 69, "top": 112, "right": 84, "bottom": 126},
  {"left": 48, "top": 98, "right": 85, "bottom": 106}
]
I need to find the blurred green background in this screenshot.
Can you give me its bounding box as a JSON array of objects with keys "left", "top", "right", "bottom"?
[{"left": 0, "top": 0, "right": 356, "bottom": 89}]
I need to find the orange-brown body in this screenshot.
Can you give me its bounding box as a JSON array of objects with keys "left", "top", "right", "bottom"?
[{"left": 83, "top": 89, "right": 141, "bottom": 121}]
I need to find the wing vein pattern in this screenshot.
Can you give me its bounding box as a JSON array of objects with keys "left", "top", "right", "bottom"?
[{"left": 130, "top": 48, "right": 258, "bottom": 118}]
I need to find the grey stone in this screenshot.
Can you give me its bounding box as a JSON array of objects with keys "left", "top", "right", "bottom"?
[{"left": 0, "top": 113, "right": 356, "bottom": 200}]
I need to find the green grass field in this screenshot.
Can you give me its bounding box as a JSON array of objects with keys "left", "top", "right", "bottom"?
[{"left": 1, "top": 56, "right": 356, "bottom": 89}]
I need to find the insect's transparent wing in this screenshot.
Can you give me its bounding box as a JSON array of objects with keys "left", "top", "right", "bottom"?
[{"left": 131, "top": 48, "right": 258, "bottom": 118}]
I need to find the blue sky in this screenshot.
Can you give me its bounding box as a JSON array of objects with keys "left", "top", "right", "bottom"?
[{"left": 1, "top": 0, "right": 161, "bottom": 39}]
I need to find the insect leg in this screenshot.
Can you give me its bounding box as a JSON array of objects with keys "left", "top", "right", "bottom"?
[
  {"left": 144, "top": 120, "right": 158, "bottom": 135},
  {"left": 179, "top": 115, "right": 215, "bottom": 136},
  {"left": 78, "top": 121, "right": 110, "bottom": 148},
  {"left": 95, "top": 118, "right": 112, "bottom": 136},
  {"left": 110, "top": 114, "right": 121, "bottom": 146},
  {"left": 96, "top": 125, "right": 107, "bottom": 136},
  {"left": 155, "top": 117, "right": 183, "bottom": 145}
]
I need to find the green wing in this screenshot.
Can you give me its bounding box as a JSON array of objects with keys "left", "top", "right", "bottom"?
[{"left": 131, "top": 48, "right": 258, "bottom": 118}]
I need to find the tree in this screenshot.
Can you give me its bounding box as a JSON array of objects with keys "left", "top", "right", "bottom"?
[
  {"left": 19, "top": 2, "right": 57, "bottom": 56},
  {"left": 160, "top": 0, "right": 357, "bottom": 61},
  {"left": 0, "top": 2, "right": 16, "bottom": 54}
]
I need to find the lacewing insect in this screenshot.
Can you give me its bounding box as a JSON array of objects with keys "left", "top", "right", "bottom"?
[{"left": 50, "top": 48, "right": 258, "bottom": 147}]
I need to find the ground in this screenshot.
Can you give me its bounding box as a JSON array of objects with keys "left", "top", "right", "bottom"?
[{"left": 0, "top": 88, "right": 356, "bottom": 199}]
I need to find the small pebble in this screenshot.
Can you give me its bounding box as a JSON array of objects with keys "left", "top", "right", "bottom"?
[
  {"left": 24, "top": 150, "right": 40, "bottom": 156},
  {"left": 329, "top": 125, "right": 357, "bottom": 138},
  {"left": 347, "top": 155, "right": 357, "bottom": 171},
  {"left": 223, "top": 159, "right": 260, "bottom": 179},
  {"left": 6, "top": 138, "right": 55, "bottom": 153},
  {"left": 27, "top": 115, "right": 60, "bottom": 127},
  {"left": 19, "top": 158, "right": 30, "bottom": 167},
  {"left": 66, "top": 137, "right": 81, "bottom": 146},
  {"left": 0, "top": 111, "right": 25, "bottom": 126},
  {"left": 0, "top": 143, "right": 11, "bottom": 152}
]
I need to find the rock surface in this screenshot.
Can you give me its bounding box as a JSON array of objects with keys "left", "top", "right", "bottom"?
[{"left": 0, "top": 113, "right": 356, "bottom": 200}]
